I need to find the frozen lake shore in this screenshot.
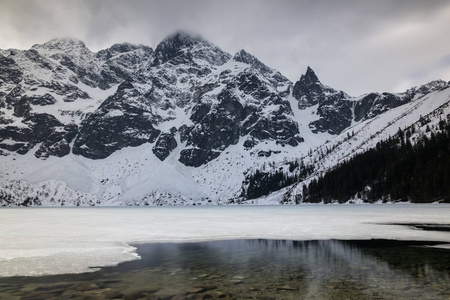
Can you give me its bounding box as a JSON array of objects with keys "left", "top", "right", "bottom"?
[{"left": 1, "top": 204, "right": 450, "bottom": 277}]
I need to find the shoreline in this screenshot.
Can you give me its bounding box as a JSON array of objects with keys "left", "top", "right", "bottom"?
[{"left": 1, "top": 205, "right": 450, "bottom": 278}]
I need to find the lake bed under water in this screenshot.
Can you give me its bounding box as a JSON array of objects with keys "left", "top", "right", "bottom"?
[
  {"left": 1, "top": 205, "right": 450, "bottom": 299},
  {"left": 1, "top": 239, "right": 450, "bottom": 299}
]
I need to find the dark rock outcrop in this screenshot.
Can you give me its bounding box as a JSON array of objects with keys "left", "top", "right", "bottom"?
[
  {"left": 179, "top": 148, "right": 221, "bottom": 167},
  {"left": 0, "top": 56, "right": 23, "bottom": 84},
  {"left": 0, "top": 113, "right": 77, "bottom": 158},
  {"left": 293, "top": 66, "right": 323, "bottom": 108},
  {"left": 354, "top": 92, "right": 412, "bottom": 122},
  {"left": 293, "top": 67, "right": 352, "bottom": 135},
  {"left": 35, "top": 124, "right": 78, "bottom": 158},
  {"left": 176, "top": 65, "right": 301, "bottom": 166},
  {"left": 72, "top": 82, "right": 161, "bottom": 159},
  {"left": 309, "top": 95, "right": 353, "bottom": 135},
  {"left": 152, "top": 128, "right": 178, "bottom": 161}
]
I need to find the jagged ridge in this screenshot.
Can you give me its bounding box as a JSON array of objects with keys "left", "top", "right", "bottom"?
[{"left": 0, "top": 32, "right": 449, "bottom": 206}]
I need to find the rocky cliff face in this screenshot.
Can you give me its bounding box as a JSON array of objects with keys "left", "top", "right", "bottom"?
[
  {"left": 291, "top": 67, "right": 450, "bottom": 135},
  {"left": 72, "top": 33, "right": 302, "bottom": 166},
  {"left": 0, "top": 38, "right": 152, "bottom": 160},
  {"left": 1, "top": 32, "right": 449, "bottom": 206},
  {"left": 292, "top": 67, "right": 352, "bottom": 135}
]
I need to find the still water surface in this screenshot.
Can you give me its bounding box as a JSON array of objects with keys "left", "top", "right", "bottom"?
[{"left": 1, "top": 239, "right": 449, "bottom": 299}]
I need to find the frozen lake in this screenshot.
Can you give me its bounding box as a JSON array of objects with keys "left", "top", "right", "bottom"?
[{"left": 1, "top": 204, "right": 450, "bottom": 277}]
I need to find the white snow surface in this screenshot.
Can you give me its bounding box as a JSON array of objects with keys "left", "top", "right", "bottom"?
[{"left": 0, "top": 205, "right": 450, "bottom": 277}]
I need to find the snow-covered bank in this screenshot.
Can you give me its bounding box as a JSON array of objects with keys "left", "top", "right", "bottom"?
[{"left": 1, "top": 205, "right": 450, "bottom": 277}]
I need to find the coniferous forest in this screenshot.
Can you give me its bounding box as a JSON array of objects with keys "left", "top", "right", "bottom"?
[{"left": 301, "top": 118, "right": 450, "bottom": 203}]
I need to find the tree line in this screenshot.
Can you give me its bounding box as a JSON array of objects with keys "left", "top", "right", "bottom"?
[
  {"left": 243, "top": 160, "right": 314, "bottom": 200},
  {"left": 301, "top": 118, "right": 450, "bottom": 203}
]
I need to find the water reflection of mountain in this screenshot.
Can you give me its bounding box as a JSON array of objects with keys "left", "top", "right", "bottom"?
[
  {"left": 341, "top": 239, "right": 450, "bottom": 280},
  {"left": 1, "top": 239, "right": 449, "bottom": 299},
  {"left": 127, "top": 239, "right": 450, "bottom": 299}
]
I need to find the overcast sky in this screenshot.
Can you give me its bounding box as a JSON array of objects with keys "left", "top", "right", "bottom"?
[{"left": 1, "top": 0, "right": 449, "bottom": 96}]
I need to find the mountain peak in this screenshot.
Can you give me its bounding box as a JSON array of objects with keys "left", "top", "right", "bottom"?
[
  {"left": 233, "top": 49, "right": 267, "bottom": 68},
  {"left": 151, "top": 32, "right": 230, "bottom": 67},
  {"left": 301, "top": 66, "right": 320, "bottom": 84},
  {"left": 166, "top": 31, "right": 203, "bottom": 44},
  {"left": 233, "top": 49, "right": 252, "bottom": 61},
  {"left": 151, "top": 32, "right": 206, "bottom": 66},
  {"left": 293, "top": 66, "right": 338, "bottom": 109},
  {"left": 233, "top": 49, "right": 266, "bottom": 68},
  {"left": 32, "top": 37, "right": 88, "bottom": 53},
  {"left": 406, "top": 79, "right": 450, "bottom": 97},
  {"left": 97, "top": 42, "right": 153, "bottom": 59},
  {"left": 233, "top": 49, "right": 291, "bottom": 86}
]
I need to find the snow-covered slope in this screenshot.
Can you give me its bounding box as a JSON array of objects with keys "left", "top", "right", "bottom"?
[
  {"left": 0, "top": 32, "right": 449, "bottom": 206},
  {"left": 278, "top": 82, "right": 450, "bottom": 203}
]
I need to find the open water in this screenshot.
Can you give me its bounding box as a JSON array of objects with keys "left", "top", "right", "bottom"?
[{"left": 1, "top": 238, "right": 450, "bottom": 299}]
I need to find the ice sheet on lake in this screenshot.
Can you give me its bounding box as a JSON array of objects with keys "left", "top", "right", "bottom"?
[{"left": 1, "top": 205, "right": 450, "bottom": 277}]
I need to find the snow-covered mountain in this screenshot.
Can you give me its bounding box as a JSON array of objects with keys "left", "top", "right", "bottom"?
[{"left": 0, "top": 32, "right": 449, "bottom": 206}]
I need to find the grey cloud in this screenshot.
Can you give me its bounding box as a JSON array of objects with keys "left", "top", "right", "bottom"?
[{"left": 0, "top": 0, "right": 449, "bottom": 95}]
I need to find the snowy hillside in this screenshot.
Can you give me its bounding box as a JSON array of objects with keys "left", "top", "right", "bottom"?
[
  {"left": 265, "top": 82, "right": 450, "bottom": 204},
  {"left": 0, "top": 32, "right": 449, "bottom": 206}
]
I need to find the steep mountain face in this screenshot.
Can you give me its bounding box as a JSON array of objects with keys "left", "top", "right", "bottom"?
[
  {"left": 292, "top": 67, "right": 352, "bottom": 135},
  {"left": 0, "top": 38, "right": 152, "bottom": 160},
  {"left": 291, "top": 67, "right": 450, "bottom": 136},
  {"left": 95, "top": 43, "right": 153, "bottom": 89},
  {"left": 353, "top": 80, "right": 449, "bottom": 122},
  {"left": 250, "top": 80, "right": 450, "bottom": 204},
  {"left": 72, "top": 33, "right": 301, "bottom": 167},
  {"left": 1, "top": 32, "right": 449, "bottom": 206},
  {"left": 31, "top": 38, "right": 153, "bottom": 90}
]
